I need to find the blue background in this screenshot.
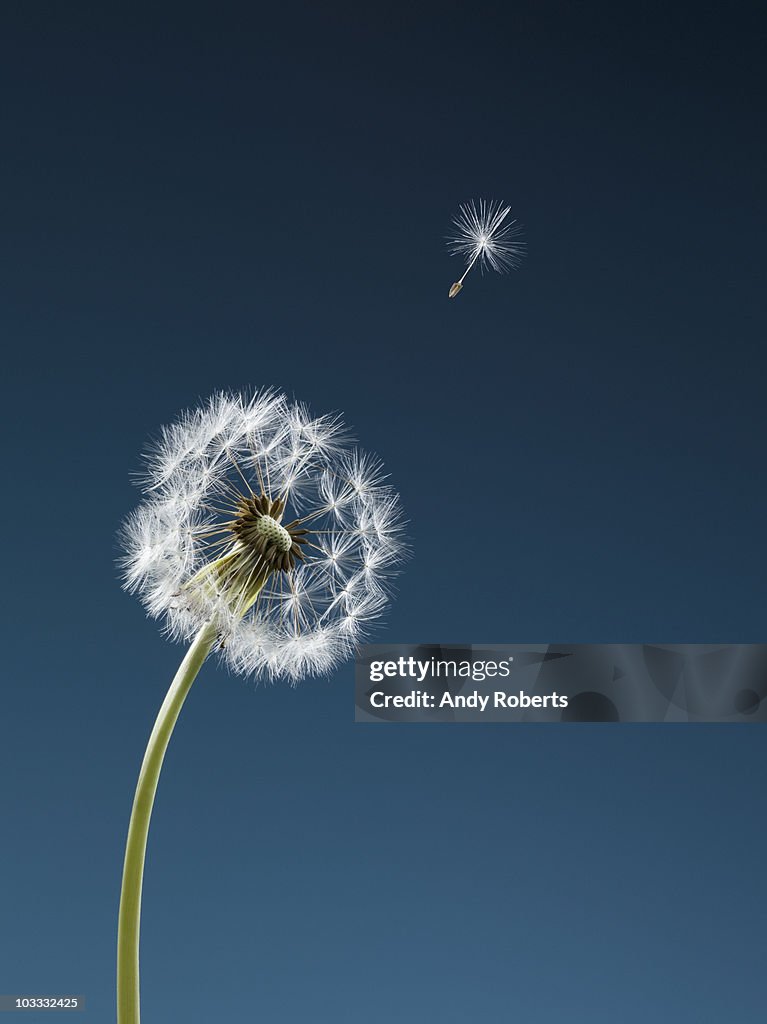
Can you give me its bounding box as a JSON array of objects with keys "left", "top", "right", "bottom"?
[{"left": 2, "top": 2, "right": 766, "bottom": 1020}]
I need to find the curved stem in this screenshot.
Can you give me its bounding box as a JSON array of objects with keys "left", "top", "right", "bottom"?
[{"left": 116, "top": 620, "right": 218, "bottom": 1024}]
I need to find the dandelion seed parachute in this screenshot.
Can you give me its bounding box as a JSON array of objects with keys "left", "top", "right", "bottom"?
[
  {"left": 119, "top": 389, "right": 407, "bottom": 682},
  {"left": 446, "top": 198, "right": 526, "bottom": 298}
]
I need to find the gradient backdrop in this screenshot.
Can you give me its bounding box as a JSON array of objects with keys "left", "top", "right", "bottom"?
[{"left": 2, "top": 2, "right": 766, "bottom": 1021}]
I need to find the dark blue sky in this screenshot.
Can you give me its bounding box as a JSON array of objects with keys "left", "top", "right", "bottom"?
[{"left": 2, "top": 2, "right": 766, "bottom": 1021}]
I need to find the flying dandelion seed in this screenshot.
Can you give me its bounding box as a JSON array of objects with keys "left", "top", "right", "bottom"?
[
  {"left": 116, "top": 389, "right": 407, "bottom": 1024},
  {"left": 446, "top": 198, "right": 526, "bottom": 298}
]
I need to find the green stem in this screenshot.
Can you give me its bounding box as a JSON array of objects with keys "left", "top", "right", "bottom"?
[{"left": 116, "top": 620, "right": 218, "bottom": 1024}]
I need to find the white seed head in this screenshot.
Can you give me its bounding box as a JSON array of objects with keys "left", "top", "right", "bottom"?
[{"left": 119, "top": 389, "right": 407, "bottom": 683}]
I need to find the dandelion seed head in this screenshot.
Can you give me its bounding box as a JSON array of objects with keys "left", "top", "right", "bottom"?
[{"left": 120, "top": 389, "right": 407, "bottom": 683}]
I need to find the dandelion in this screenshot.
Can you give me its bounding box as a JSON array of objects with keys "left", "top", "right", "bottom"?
[
  {"left": 446, "top": 198, "right": 526, "bottom": 298},
  {"left": 116, "top": 389, "right": 406, "bottom": 1023}
]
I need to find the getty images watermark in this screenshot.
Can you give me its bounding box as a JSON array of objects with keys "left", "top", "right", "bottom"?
[
  {"left": 367, "top": 654, "right": 567, "bottom": 712},
  {"left": 355, "top": 644, "right": 767, "bottom": 723}
]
